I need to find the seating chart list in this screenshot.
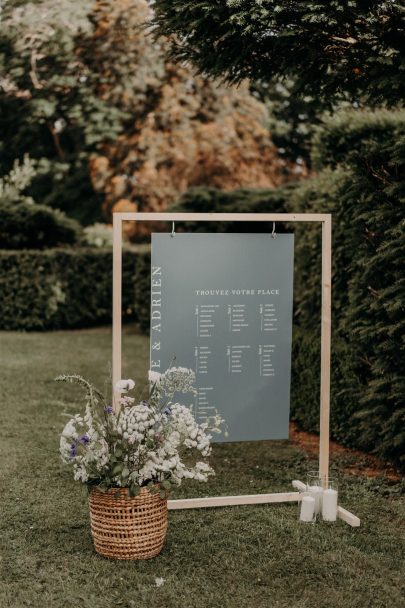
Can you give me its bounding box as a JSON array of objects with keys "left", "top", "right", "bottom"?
[{"left": 150, "top": 233, "right": 294, "bottom": 442}]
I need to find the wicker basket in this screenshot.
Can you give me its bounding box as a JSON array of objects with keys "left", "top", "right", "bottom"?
[{"left": 89, "top": 487, "right": 168, "bottom": 560}]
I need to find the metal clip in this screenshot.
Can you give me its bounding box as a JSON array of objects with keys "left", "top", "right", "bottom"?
[
  {"left": 171, "top": 222, "right": 175, "bottom": 238},
  {"left": 271, "top": 221, "right": 276, "bottom": 239}
]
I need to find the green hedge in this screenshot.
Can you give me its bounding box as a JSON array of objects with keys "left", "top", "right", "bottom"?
[
  {"left": 133, "top": 249, "right": 151, "bottom": 333},
  {"left": 170, "top": 184, "right": 295, "bottom": 234},
  {"left": 0, "top": 201, "right": 83, "bottom": 249},
  {"left": 0, "top": 248, "right": 141, "bottom": 330},
  {"left": 291, "top": 327, "right": 362, "bottom": 449},
  {"left": 311, "top": 107, "right": 405, "bottom": 171},
  {"left": 290, "top": 108, "right": 405, "bottom": 467}
]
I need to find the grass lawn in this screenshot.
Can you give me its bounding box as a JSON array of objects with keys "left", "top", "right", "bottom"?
[{"left": 0, "top": 328, "right": 403, "bottom": 608}]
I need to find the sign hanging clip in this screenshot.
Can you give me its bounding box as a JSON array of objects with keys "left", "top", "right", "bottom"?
[
  {"left": 272, "top": 221, "right": 277, "bottom": 239},
  {"left": 171, "top": 222, "right": 175, "bottom": 238}
]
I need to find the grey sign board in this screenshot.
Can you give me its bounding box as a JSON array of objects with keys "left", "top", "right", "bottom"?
[{"left": 150, "top": 233, "right": 294, "bottom": 442}]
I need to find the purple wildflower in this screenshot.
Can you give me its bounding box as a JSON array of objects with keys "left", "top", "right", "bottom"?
[
  {"left": 69, "top": 441, "right": 77, "bottom": 458},
  {"left": 163, "top": 406, "right": 172, "bottom": 415},
  {"left": 79, "top": 435, "right": 90, "bottom": 445},
  {"left": 104, "top": 406, "right": 113, "bottom": 414}
]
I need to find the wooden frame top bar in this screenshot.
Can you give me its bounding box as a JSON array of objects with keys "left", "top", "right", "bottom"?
[{"left": 116, "top": 212, "right": 331, "bottom": 223}]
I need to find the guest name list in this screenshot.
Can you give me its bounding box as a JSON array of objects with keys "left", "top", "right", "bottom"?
[{"left": 150, "top": 233, "right": 294, "bottom": 442}]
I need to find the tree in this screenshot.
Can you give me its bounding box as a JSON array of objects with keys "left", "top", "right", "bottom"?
[
  {"left": 0, "top": 0, "right": 124, "bottom": 224},
  {"left": 252, "top": 78, "right": 323, "bottom": 166},
  {"left": 1, "top": 0, "right": 294, "bottom": 226},
  {"left": 87, "top": 0, "right": 295, "bottom": 229},
  {"left": 152, "top": 1, "right": 405, "bottom": 107}
]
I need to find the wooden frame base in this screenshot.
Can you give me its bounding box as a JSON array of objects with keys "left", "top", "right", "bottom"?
[{"left": 168, "top": 480, "right": 360, "bottom": 527}]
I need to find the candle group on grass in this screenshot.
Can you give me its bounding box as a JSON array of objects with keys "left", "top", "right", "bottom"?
[{"left": 299, "top": 473, "right": 338, "bottom": 523}]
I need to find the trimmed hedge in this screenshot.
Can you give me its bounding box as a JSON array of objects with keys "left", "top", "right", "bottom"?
[
  {"left": 0, "top": 201, "right": 83, "bottom": 249},
  {"left": 311, "top": 107, "right": 405, "bottom": 171},
  {"left": 290, "top": 108, "right": 405, "bottom": 467},
  {"left": 291, "top": 327, "right": 362, "bottom": 449},
  {"left": 170, "top": 185, "right": 294, "bottom": 234},
  {"left": 0, "top": 248, "right": 140, "bottom": 330},
  {"left": 133, "top": 249, "right": 151, "bottom": 333}
]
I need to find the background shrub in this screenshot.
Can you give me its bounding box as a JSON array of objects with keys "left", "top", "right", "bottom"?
[
  {"left": 171, "top": 184, "right": 295, "bottom": 234},
  {"left": 0, "top": 202, "right": 82, "bottom": 249},
  {"left": 0, "top": 248, "right": 140, "bottom": 330},
  {"left": 291, "top": 327, "right": 362, "bottom": 448},
  {"left": 290, "top": 108, "right": 405, "bottom": 467}
]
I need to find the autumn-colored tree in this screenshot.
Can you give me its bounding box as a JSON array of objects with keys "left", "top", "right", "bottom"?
[
  {"left": 86, "top": 0, "right": 294, "bottom": 229},
  {"left": 0, "top": 0, "right": 123, "bottom": 224},
  {"left": 1, "top": 0, "right": 297, "bottom": 230}
]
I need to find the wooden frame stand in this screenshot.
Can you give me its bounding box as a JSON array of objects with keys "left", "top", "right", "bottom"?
[{"left": 113, "top": 212, "right": 360, "bottom": 528}]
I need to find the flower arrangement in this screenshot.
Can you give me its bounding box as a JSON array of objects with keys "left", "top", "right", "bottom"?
[{"left": 57, "top": 367, "right": 223, "bottom": 498}]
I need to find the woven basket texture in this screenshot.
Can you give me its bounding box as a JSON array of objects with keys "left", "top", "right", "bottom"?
[{"left": 89, "top": 487, "right": 168, "bottom": 560}]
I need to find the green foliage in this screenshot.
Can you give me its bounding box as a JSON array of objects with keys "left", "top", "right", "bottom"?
[
  {"left": 291, "top": 327, "right": 362, "bottom": 448},
  {"left": 152, "top": 1, "right": 405, "bottom": 106},
  {"left": 168, "top": 108, "right": 405, "bottom": 466},
  {"left": 0, "top": 155, "right": 37, "bottom": 205},
  {"left": 291, "top": 108, "right": 405, "bottom": 331},
  {"left": 40, "top": 161, "right": 105, "bottom": 226},
  {"left": 252, "top": 79, "right": 322, "bottom": 166},
  {"left": 83, "top": 223, "right": 114, "bottom": 248},
  {"left": 0, "top": 151, "right": 93, "bottom": 247},
  {"left": 170, "top": 184, "right": 295, "bottom": 233},
  {"left": 0, "top": 247, "right": 139, "bottom": 330},
  {"left": 0, "top": 201, "right": 82, "bottom": 249},
  {"left": 290, "top": 108, "right": 405, "bottom": 467},
  {"left": 0, "top": 0, "right": 125, "bottom": 224},
  {"left": 311, "top": 107, "right": 405, "bottom": 170}
]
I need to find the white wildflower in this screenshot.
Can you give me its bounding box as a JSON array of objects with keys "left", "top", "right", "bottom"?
[
  {"left": 59, "top": 368, "right": 223, "bottom": 490},
  {"left": 148, "top": 370, "right": 162, "bottom": 384},
  {"left": 115, "top": 379, "right": 135, "bottom": 393},
  {"left": 155, "top": 577, "right": 165, "bottom": 587}
]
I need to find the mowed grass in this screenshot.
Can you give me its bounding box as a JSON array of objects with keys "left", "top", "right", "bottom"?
[{"left": 0, "top": 328, "right": 404, "bottom": 608}]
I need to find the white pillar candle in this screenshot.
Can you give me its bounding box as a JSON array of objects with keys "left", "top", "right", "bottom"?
[
  {"left": 322, "top": 488, "right": 338, "bottom": 521},
  {"left": 300, "top": 496, "right": 315, "bottom": 522},
  {"left": 308, "top": 485, "right": 323, "bottom": 515}
]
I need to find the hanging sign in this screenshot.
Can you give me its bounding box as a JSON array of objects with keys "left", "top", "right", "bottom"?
[{"left": 150, "top": 233, "right": 294, "bottom": 442}]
